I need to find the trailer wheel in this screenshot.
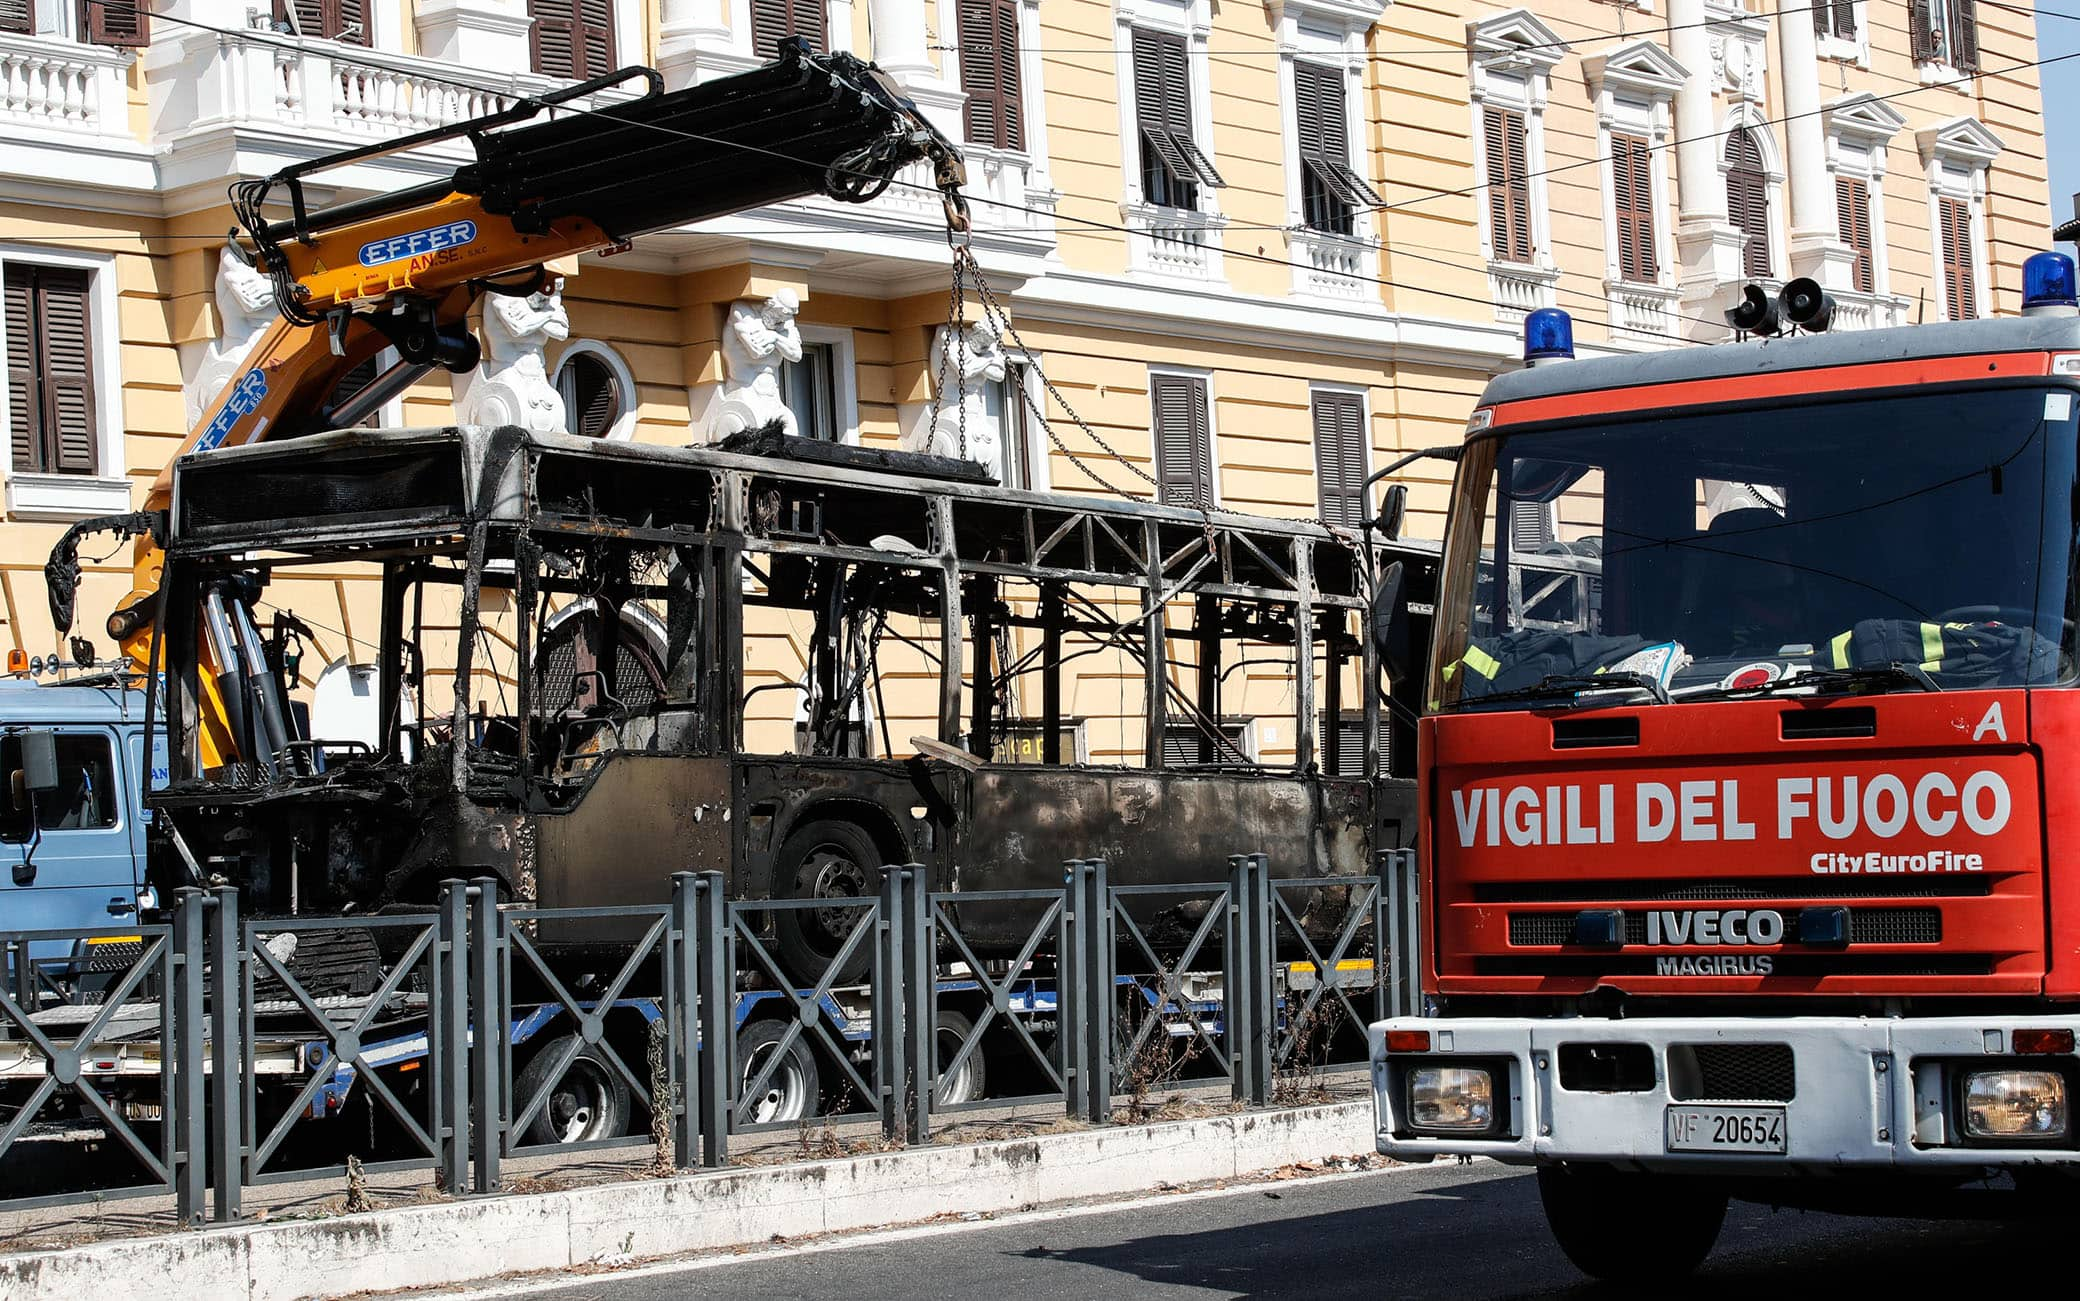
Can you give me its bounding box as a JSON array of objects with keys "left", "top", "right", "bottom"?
[
  {"left": 514, "top": 1037, "right": 632, "bottom": 1146},
  {"left": 1537, "top": 1164, "right": 1726, "bottom": 1282},
  {"left": 738, "top": 1020, "right": 821, "bottom": 1124},
  {"left": 772, "top": 818, "right": 882, "bottom": 985},
  {"left": 934, "top": 1011, "right": 988, "bottom": 1106}
]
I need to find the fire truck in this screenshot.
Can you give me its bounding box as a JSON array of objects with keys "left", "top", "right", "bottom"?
[{"left": 1369, "top": 250, "right": 2080, "bottom": 1280}]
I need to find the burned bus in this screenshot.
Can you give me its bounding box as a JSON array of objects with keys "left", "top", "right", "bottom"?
[{"left": 145, "top": 425, "right": 1429, "bottom": 980}]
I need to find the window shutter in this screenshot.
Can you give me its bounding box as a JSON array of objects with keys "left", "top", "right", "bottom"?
[
  {"left": 1311, "top": 391, "right": 1367, "bottom": 528},
  {"left": 1726, "top": 127, "right": 1771, "bottom": 278},
  {"left": 562, "top": 354, "right": 622, "bottom": 437},
  {"left": 1831, "top": 0, "right": 1857, "bottom": 39},
  {"left": 335, "top": 0, "right": 369, "bottom": 43},
  {"left": 577, "top": 0, "right": 614, "bottom": 76},
  {"left": 1133, "top": 29, "right": 1222, "bottom": 194},
  {"left": 1940, "top": 196, "right": 1977, "bottom": 320},
  {"left": 5, "top": 269, "right": 37, "bottom": 472},
  {"left": 0, "top": 0, "right": 30, "bottom": 34},
  {"left": 82, "top": 0, "right": 149, "bottom": 46},
  {"left": 1951, "top": 0, "right": 1979, "bottom": 72},
  {"left": 38, "top": 269, "right": 97, "bottom": 474},
  {"left": 752, "top": 0, "right": 825, "bottom": 59},
  {"left": 1484, "top": 106, "right": 1533, "bottom": 264},
  {"left": 530, "top": 0, "right": 577, "bottom": 77},
  {"left": 1296, "top": 60, "right": 1377, "bottom": 220},
  {"left": 1811, "top": 0, "right": 1826, "bottom": 34},
  {"left": 276, "top": 0, "right": 364, "bottom": 42},
  {"left": 1910, "top": 0, "right": 1937, "bottom": 61},
  {"left": 1611, "top": 132, "right": 1657, "bottom": 282},
  {"left": 960, "top": 0, "right": 1022, "bottom": 152},
  {"left": 1836, "top": 176, "right": 1874, "bottom": 295},
  {"left": 1151, "top": 373, "right": 1212, "bottom": 507}
]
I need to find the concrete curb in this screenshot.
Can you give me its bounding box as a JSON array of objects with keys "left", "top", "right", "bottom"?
[{"left": 1, "top": 1102, "right": 1376, "bottom": 1301}]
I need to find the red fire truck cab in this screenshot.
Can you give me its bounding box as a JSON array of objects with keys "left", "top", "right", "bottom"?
[{"left": 1371, "top": 253, "right": 2080, "bottom": 1281}]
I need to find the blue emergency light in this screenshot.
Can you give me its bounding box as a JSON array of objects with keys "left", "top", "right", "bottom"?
[
  {"left": 2021, "top": 250, "right": 2078, "bottom": 313},
  {"left": 1523, "top": 307, "right": 1575, "bottom": 364}
]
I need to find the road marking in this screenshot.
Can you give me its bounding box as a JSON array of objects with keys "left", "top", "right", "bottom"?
[{"left": 431, "top": 1162, "right": 1463, "bottom": 1299}]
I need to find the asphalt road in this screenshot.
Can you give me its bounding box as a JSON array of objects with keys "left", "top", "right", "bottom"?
[{"left": 478, "top": 1160, "right": 2060, "bottom": 1300}]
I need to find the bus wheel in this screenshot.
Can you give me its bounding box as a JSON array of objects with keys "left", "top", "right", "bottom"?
[
  {"left": 772, "top": 819, "right": 880, "bottom": 985},
  {"left": 739, "top": 1020, "right": 821, "bottom": 1124},
  {"left": 514, "top": 1036, "right": 631, "bottom": 1146},
  {"left": 935, "top": 1011, "right": 988, "bottom": 1106},
  {"left": 1537, "top": 1164, "right": 1726, "bottom": 1282}
]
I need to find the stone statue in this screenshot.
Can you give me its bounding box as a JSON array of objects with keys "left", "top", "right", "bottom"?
[
  {"left": 456, "top": 279, "right": 570, "bottom": 434},
  {"left": 185, "top": 244, "right": 277, "bottom": 428},
  {"left": 705, "top": 290, "right": 804, "bottom": 441},
  {"left": 905, "top": 320, "right": 1007, "bottom": 481}
]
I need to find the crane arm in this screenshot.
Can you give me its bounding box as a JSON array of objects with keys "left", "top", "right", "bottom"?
[{"left": 50, "top": 40, "right": 963, "bottom": 659}]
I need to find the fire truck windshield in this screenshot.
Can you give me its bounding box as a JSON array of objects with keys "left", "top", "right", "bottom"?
[{"left": 1429, "top": 383, "right": 2080, "bottom": 710}]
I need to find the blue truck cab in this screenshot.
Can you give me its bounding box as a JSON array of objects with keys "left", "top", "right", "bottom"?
[{"left": 0, "top": 676, "right": 163, "bottom": 959}]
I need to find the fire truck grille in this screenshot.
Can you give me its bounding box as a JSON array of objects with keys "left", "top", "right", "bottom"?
[
  {"left": 1478, "top": 877, "right": 1989, "bottom": 903},
  {"left": 1506, "top": 908, "right": 1942, "bottom": 947},
  {"left": 1671, "top": 1043, "right": 1796, "bottom": 1102}
]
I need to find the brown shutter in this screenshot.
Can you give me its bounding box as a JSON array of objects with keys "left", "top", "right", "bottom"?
[
  {"left": 1940, "top": 196, "right": 1977, "bottom": 320},
  {"left": 1832, "top": 0, "right": 1857, "bottom": 38},
  {"left": 751, "top": 0, "right": 824, "bottom": 59},
  {"left": 1910, "top": 0, "right": 1937, "bottom": 61},
  {"left": 1836, "top": 176, "right": 1874, "bottom": 294},
  {"left": 530, "top": 0, "right": 577, "bottom": 77},
  {"left": 5, "top": 268, "right": 37, "bottom": 472},
  {"left": 1726, "top": 127, "right": 1772, "bottom": 278},
  {"left": 960, "top": 0, "right": 1023, "bottom": 152},
  {"left": 1812, "top": 0, "right": 1826, "bottom": 34},
  {"left": 0, "top": 0, "right": 31, "bottom": 34},
  {"left": 1951, "top": 0, "right": 1979, "bottom": 72},
  {"left": 1484, "top": 106, "right": 1533, "bottom": 264},
  {"left": 1311, "top": 391, "right": 1367, "bottom": 528},
  {"left": 38, "top": 270, "right": 96, "bottom": 474},
  {"left": 1151, "top": 373, "right": 1212, "bottom": 507},
  {"left": 82, "top": 0, "right": 148, "bottom": 47},
  {"left": 577, "top": 0, "right": 614, "bottom": 76},
  {"left": 276, "top": 0, "right": 364, "bottom": 42},
  {"left": 335, "top": 0, "right": 368, "bottom": 43},
  {"left": 1613, "top": 133, "right": 1659, "bottom": 282}
]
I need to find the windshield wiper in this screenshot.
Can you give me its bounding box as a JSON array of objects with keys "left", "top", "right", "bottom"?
[
  {"left": 1684, "top": 662, "right": 1940, "bottom": 701},
  {"left": 1462, "top": 671, "right": 1670, "bottom": 709}
]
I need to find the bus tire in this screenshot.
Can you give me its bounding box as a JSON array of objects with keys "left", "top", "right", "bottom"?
[
  {"left": 513, "top": 1036, "right": 632, "bottom": 1146},
  {"left": 935, "top": 1010, "right": 988, "bottom": 1106},
  {"left": 738, "top": 1019, "right": 821, "bottom": 1124},
  {"left": 772, "top": 818, "right": 882, "bottom": 985},
  {"left": 1537, "top": 1164, "right": 1726, "bottom": 1282}
]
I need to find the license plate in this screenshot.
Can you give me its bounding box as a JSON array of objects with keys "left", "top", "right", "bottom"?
[{"left": 1665, "top": 1105, "right": 1787, "bottom": 1154}]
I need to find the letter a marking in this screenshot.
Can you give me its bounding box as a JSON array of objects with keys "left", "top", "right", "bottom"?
[{"left": 1972, "top": 702, "right": 2007, "bottom": 743}]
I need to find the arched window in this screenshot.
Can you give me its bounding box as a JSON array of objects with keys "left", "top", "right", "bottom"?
[
  {"left": 555, "top": 348, "right": 626, "bottom": 438},
  {"left": 1725, "top": 127, "right": 1772, "bottom": 278}
]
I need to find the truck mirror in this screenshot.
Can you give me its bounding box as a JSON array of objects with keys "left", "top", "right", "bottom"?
[
  {"left": 17, "top": 730, "right": 59, "bottom": 795},
  {"left": 1371, "top": 562, "right": 1415, "bottom": 684},
  {"left": 1376, "top": 484, "right": 1408, "bottom": 542}
]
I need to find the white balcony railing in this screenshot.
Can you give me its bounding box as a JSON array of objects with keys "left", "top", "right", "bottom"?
[
  {"left": 0, "top": 33, "right": 134, "bottom": 141},
  {"left": 1826, "top": 289, "right": 1911, "bottom": 332},
  {"left": 1488, "top": 261, "right": 1560, "bottom": 323},
  {"left": 1288, "top": 228, "right": 1374, "bottom": 302},
  {"left": 1605, "top": 281, "right": 1685, "bottom": 343},
  {"left": 1124, "top": 202, "right": 1226, "bottom": 281},
  {"left": 263, "top": 42, "right": 556, "bottom": 143}
]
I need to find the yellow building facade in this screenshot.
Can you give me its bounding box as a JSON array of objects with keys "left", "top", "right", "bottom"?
[{"left": 0, "top": 0, "right": 2056, "bottom": 760}]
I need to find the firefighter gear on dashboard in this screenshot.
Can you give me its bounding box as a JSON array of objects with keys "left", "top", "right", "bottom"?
[
  {"left": 1826, "top": 618, "right": 2056, "bottom": 689},
  {"left": 1446, "top": 631, "right": 1654, "bottom": 698}
]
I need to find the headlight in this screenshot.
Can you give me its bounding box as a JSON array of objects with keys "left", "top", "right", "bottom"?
[
  {"left": 1408, "top": 1066, "right": 1495, "bottom": 1131},
  {"left": 1963, "top": 1070, "right": 2068, "bottom": 1139}
]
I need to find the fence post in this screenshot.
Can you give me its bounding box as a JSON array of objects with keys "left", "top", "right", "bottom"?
[
  {"left": 902, "top": 865, "right": 931, "bottom": 1144},
  {"left": 1069, "top": 858, "right": 1112, "bottom": 1124},
  {"left": 1382, "top": 849, "right": 1420, "bottom": 1020},
  {"left": 171, "top": 887, "right": 207, "bottom": 1225},
  {"left": 1226, "top": 854, "right": 1272, "bottom": 1108},
  {"left": 1369, "top": 864, "right": 1389, "bottom": 1027},
  {"left": 692, "top": 871, "right": 730, "bottom": 1168},
  {"left": 468, "top": 877, "right": 501, "bottom": 1194},
  {"left": 873, "top": 865, "right": 905, "bottom": 1141},
  {"left": 209, "top": 886, "right": 242, "bottom": 1222},
  {"left": 669, "top": 872, "right": 699, "bottom": 1170},
  {"left": 435, "top": 880, "right": 469, "bottom": 1196}
]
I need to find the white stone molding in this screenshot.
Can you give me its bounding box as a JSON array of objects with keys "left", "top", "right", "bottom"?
[
  {"left": 185, "top": 244, "right": 277, "bottom": 429},
  {"left": 1918, "top": 116, "right": 2003, "bottom": 321},
  {"left": 1468, "top": 11, "right": 1568, "bottom": 323},
  {"left": 705, "top": 290, "right": 805, "bottom": 441},
  {"left": 0, "top": 242, "right": 129, "bottom": 520},
  {"left": 1821, "top": 93, "right": 1910, "bottom": 324},
  {"left": 459, "top": 279, "right": 571, "bottom": 434},
  {"left": 1584, "top": 41, "right": 1686, "bottom": 347}
]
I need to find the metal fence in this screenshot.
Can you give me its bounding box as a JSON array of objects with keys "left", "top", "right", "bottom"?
[{"left": 0, "top": 849, "right": 1419, "bottom": 1224}]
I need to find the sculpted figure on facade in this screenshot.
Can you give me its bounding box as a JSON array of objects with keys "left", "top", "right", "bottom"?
[
  {"left": 459, "top": 278, "right": 569, "bottom": 434},
  {"left": 906, "top": 320, "right": 1008, "bottom": 481},
  {"left": 705, "top": 290, "right": 804, "bottom": 441},
  {"left": 185, "top": 244, "right": 278, "bottom": 428}
]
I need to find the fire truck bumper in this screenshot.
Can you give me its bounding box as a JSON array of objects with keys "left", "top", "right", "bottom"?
[{"left": 1370, "top": 1015, "right": 2080, "bottom": 1173}]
